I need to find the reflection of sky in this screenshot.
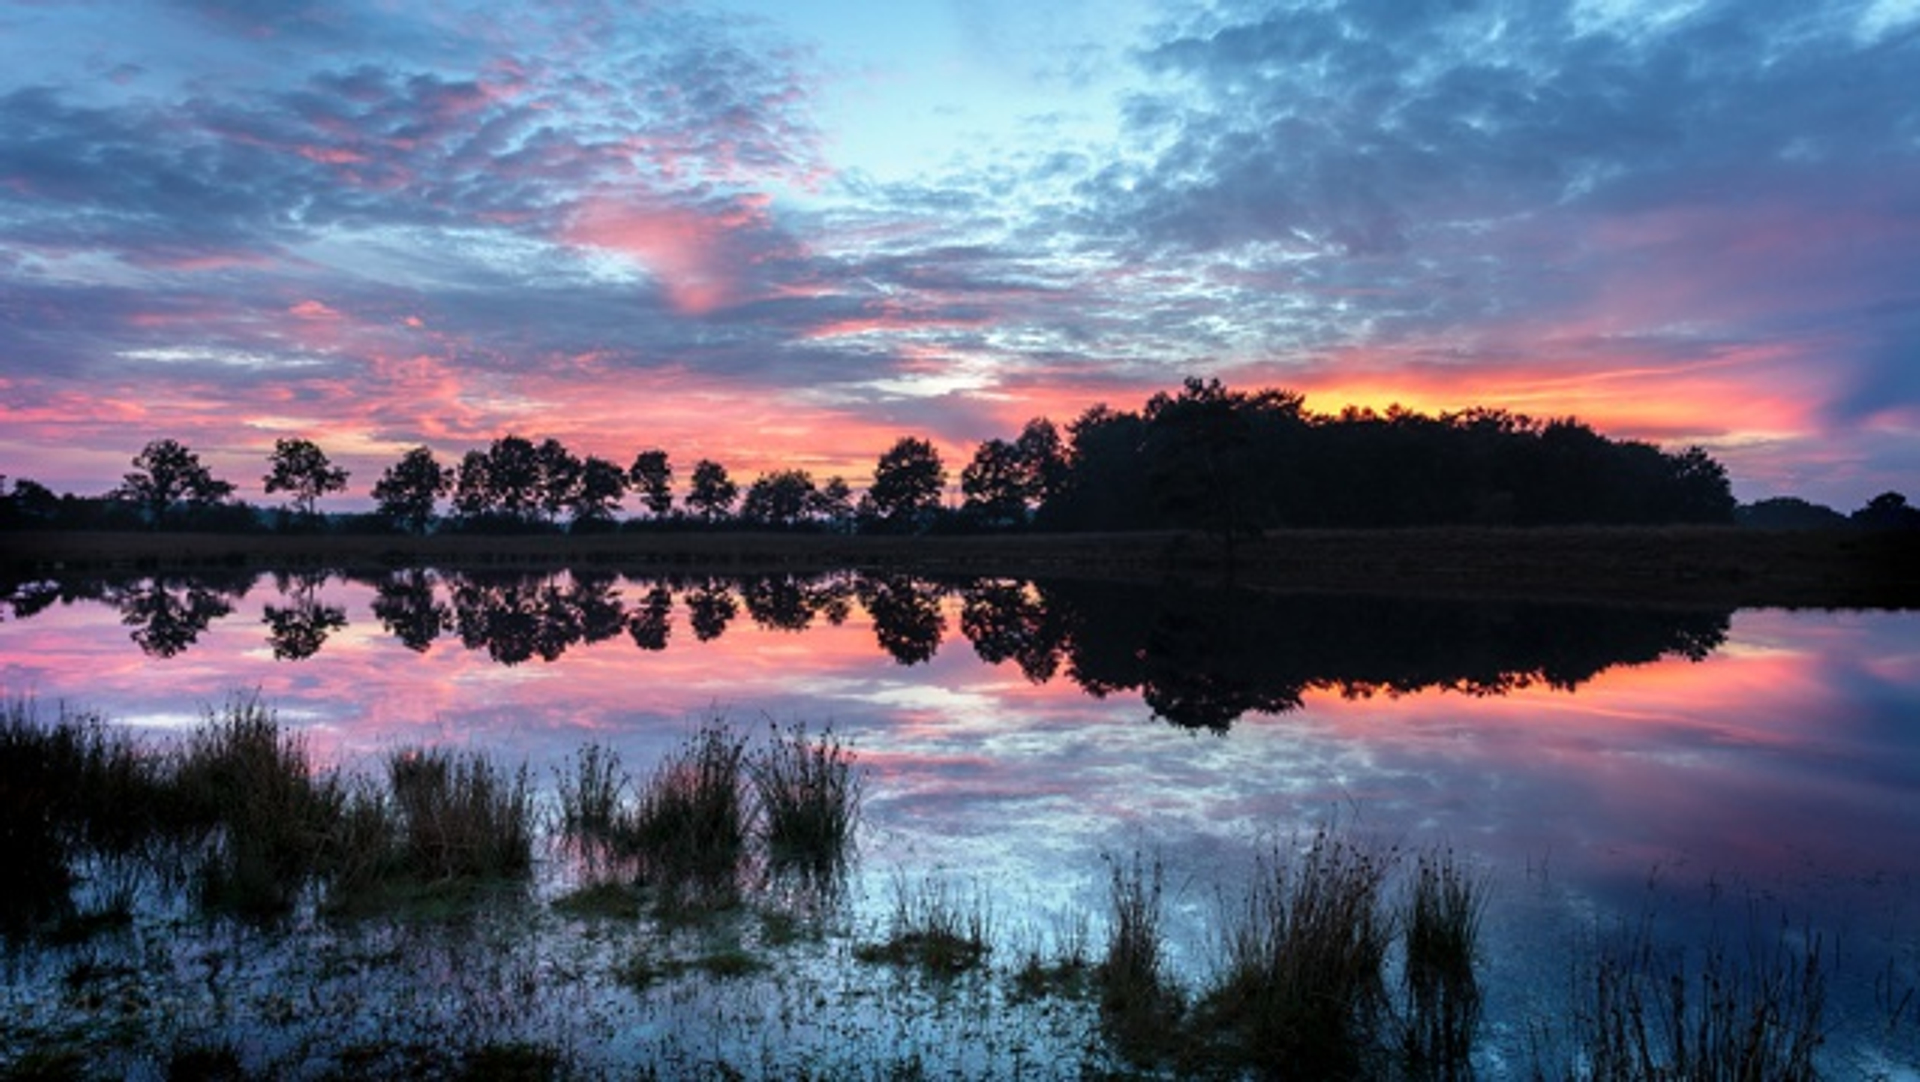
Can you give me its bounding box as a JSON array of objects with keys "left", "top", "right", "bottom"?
[{"left": 2, "top": 580, "right": 1916, "bottom": 1067}]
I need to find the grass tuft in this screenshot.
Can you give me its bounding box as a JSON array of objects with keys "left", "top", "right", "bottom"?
[
  {"left": 855, "top": 873, "right": 993, "bottom": 975},
  {"left": 1197, "top": 826, "right": 1397, "bottom": 1078},
  {"left": 750, "top": 720, "right": 862, "bottom": 872},
  {"left": 1402, "top": 847, "right": 1488, "bottom": 1078},
  {"left": 387, "top": 747, "right": 534, "bottom": 882},
  {"left": 625, "top": 720, "right": 750, "bottom": 885},
  {"left": 1544, "top": 916, "right": 1827, "bottom": 1082}
]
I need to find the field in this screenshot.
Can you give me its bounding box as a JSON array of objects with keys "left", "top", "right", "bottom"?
[{"left": 3, "top": 526, "right": 1915, "bottom": 607}]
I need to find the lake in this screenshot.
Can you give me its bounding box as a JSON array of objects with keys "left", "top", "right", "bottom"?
[{"left": 2, "top": 567, "right": 1916, "bottom": 1078}]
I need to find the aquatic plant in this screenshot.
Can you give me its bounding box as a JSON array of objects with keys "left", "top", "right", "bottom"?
[
  {"left": 1197, "top": 826, "right": 1397, "bottom": 1078},
  {"left": 172, "top": 696, "right": 345, "bottom": 918},
  {"left": 1546, "top": 917, "right": 1827, "bottom": 1082},
  {"left": 387, "top": 746, "right": 534, "bottom": 882},
  {"left": 855, "top": 873, "right": 993, "bottom": 975},
  {"left": 1402, "top": 847, "right": 1487, "bottom": 1079},
  {"left": 1096, "top": 849, "right": 1182, "bottom": 1063},
  {"left": 626, "top": 720, "right": 750, "bottom": 888},
  {"left": 749, "top": 720, "right": 862, "bottom": 869}
]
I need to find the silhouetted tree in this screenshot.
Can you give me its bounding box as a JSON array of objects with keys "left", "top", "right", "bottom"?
[
  {"left": 451, "top": 436, "right": 543, "bottom": 526},
  {"left": 1143, "top": 378, "right": 1305, "bottom": 546},
  {"left": 1853, "top": 491, "right": 1920, "bottom": 531},
  {"left": 263, "top": 438, "right": 348, "bottom": 522},
  {"left": 629, "top": 450, "right": 674, "bottom": 518},
  {"left": 961, "top": 438, "right": 1029, "bottom": 527},
  {"left": 866, "top": 437, "right": 945, "bottom": 532},
  {"left": 535, "top": 438, "right": 583, "bottom": 524},
  {"left": 1737, "top": 497, "right": 1848, "bottom": 530},
  {"left": 569, "top": 455, "right": 629, "bottom": 529},
  {"left": 372, "top": 446, "right": 452, "bottom": 534},
  {"left": 114, "top": 439, "right": 235, "bottom": 527},
  {"left": 687, "top": 459, "right": 738, "bottom": 522},
  {"left": 741, "top": 469, "right": 818, "bottom": 527},
  {"left": 809, "top": 476, "right": 856, "bottom": 532}
]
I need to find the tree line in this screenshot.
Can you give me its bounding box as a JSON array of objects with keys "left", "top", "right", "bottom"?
[{"left": 3, "top": 378, "right": 1912, "bottom": 535}]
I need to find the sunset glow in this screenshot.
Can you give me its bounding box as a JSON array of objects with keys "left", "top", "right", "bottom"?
[{"left": 2, "top": 1, "right": 1916, "bottom": 507}]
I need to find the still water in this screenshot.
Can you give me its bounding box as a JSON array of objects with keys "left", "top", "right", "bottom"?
[{"left": 2, "top": 567, "right": 1916, "bottom": 1076}]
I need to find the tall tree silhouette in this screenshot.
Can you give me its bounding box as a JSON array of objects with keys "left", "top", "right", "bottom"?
[
  {"left": 114, "top": 439, "right": 235, "bottom": 527},
  {"left": 372, "top": 447, "right": 452, "bottom": 534},
  {"left": 263, "top": 438, "right": 348, "bottom": 522}
]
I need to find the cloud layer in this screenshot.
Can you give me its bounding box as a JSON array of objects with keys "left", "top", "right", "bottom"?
[{"left": 2, "top": 0, "right": 1915, "bottom": 506}]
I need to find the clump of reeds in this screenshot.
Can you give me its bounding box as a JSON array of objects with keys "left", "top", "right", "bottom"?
[
  {"left": 2, "top": 701, "right": 174, "bottom": 935},
  {"left": 749, "top": 720, "right": 862, "bottom": 869},
  {"left": 387, "top": 747, "right": 533, "bottom": 882},
  {"left": 1198, "top": 826, "right": 1397, "bottom": 1078},
  {"left": 1402, "top": 847, "right": 1487, "bottom": 1079},
  {"left": 854, "top": 873, "right": 993, "bottom": 975},
  {"left": 555, "top": 742, "right": 627, "bottom": 849},
  {"left": 172, "top": 696, "right": 345, "bottom": 917},
  {"left": 1096, "top": 849, "right": 1185, "bottom": 1063},
  {"left": 626, "top": 720, "right": 750, "bottom": 883},
  {"left": 1551, "top": 918, "right": 1827, "bottom": 1082}
]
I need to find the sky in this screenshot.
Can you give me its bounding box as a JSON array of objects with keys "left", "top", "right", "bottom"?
[{"left": 1, "top": 0, "right": 1916, "bottom": 509}]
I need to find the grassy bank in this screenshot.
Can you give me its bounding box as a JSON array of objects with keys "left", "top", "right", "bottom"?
[{"left": 4, "top": 525, "right": 1915, "bottom": 607}]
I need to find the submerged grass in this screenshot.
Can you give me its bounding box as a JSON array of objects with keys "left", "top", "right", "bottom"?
[
  {"left": 1540, "top": 914, "right": 1828, "bottom": 1082},
  {"left": 855, "top": 873, "right": 994, "bottom": 975}
]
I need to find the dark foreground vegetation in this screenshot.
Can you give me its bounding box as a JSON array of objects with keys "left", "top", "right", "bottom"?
[{"left": 1, "top": 699, "right": 1868, "bottom": 1080}]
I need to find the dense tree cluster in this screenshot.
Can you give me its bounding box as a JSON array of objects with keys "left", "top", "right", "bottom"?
[
  {"left": 5, "top": 379, "right": 1911, "bottom": 536},
  {"left": 1034, "top": 378, "right": 1738, "bottom": 533}
]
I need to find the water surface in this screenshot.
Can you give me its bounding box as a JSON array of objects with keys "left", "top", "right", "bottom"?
[{"left": 2, "top": 569, "right": 1915, "bottom": 1075}]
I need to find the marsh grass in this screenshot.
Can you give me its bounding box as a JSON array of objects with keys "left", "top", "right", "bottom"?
[
  {"left": 626, "top": 720, "right": 750, "bottom": 884},
  {"left": 554, "top": 742, "right": 626, "bottom": 861},
  {"left": 1095, "top": 850, "right": 1186, "bottom": 1065},
  {"left": 171, "top": 696, "right": 346, "bottom": 918},
  {"left": 855, "top": 873, "right": 993, "bottom": 975},
  {"left": 2, "top": 701, "right": 166, "bottom": 934},
  {"left": 387, "top": 747, "right": 534, "bottom": 882},
  {"left": 750, "top": 720, "right": 862, "bottom": 871},
  {"left": 1544, "top": 916, "right": 1827, "bottom": 1082},
  {"left": 1195, "top": 827, "right": 1398, "bottom": 1078},
  {"left": 1402, "top": 848, "right": 1488, "bottom": 1078}
]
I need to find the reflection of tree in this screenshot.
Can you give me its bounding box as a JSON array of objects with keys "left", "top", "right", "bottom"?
[
  {"left": 260, "top": 569, "right": 347, "bottom": 660},
  {"left": 113, "top": 577, "right": 241, "bottom": 658},
  {"left": 959, "top": 580, "right": 1066, "bottom": 682},
  {"left": 858, "top": 575, "right": 947, "bottom": 665},
  {"left": 263, "top": 601, "right": 347, "bottom": 661},
  {"left": 571, "top": 572, "right": 628, "bottom": 645},
  {"left": 960, "top": 580, "right": 1731, "bottom": 732},
  {"left": 628, "top": 585, "right": 674, "bottom": 651},
  {"left": 371, "top": 569, "right": 450, "bottom": 652},
  {"left": 686, "top": 581, "right": 738, "bottom": 642},
  {"left": 742, "top": 574, "right": 821, "bottom": 632}
]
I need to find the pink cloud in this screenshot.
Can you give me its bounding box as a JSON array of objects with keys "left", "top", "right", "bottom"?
[{"left": 564, "top": 191, "right": 787, "bottom": 315}]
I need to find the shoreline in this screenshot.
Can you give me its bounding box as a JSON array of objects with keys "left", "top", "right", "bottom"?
[{"left": 3, "top": 526, "right": 1915, "bottom": 608}]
